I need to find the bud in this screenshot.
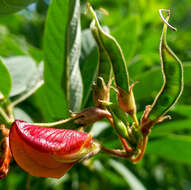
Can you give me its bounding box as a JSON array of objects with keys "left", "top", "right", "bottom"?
[
  {"left": 111, "top": 113, "right": 129, "bottom": 139},
  {"left": 93, "top": 77, "right": 110, "bottom": 109},
  {"left": 9, "top": 120, "right": 100, "bottom": 178},
  {"left": 117, "top": 86, "right": 137, "bottom": 116},
  {"left": 102, "top": 101, "right": 130, "bottom": 139}
]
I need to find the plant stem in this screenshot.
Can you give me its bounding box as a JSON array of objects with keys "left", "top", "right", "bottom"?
[
  {"left": 32, "top": 117, "right": 78, "bottom": 129},
  {"left": 119, "top": 137, "right": 132, "bottom": 152},
  {"left": 131, "top": 113, "right": 139, "bottom": 128},
  {"left": 101, "top": 145, "right": 132, "bottom": 159},
  {"left": 131, "top": 135, "right": 148, "bottom": 163},
  {"left": 0, "top": 107, "right": 12, "bottom": 127}
]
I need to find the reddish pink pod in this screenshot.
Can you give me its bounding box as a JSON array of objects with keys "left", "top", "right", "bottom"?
[{"left": 9, "top": 120, "right": 98, "bottom": 178}]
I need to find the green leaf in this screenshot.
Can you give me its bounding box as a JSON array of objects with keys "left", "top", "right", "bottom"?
[
  {"left": 0, "top": 25, "right": 26, "bottom": 57},
  {"left": 90, "top": 121, "right": 110, "bottom": 137},
  {"left": 0, "top": 0, "right": 36, "bottom": 16},
  {"left": 112, "top": 15, "right": 140, "bottom": 63},
  {"left": 170, "top": 105, "right": 191, "bottom": 118},
  {"left": 0, "top": 57, "right": 11, "bottom": 99},
  {"left": 67, "top": 0, "right": 83, "bottom": 112},
  {"left": 149, "top": 105, "right": 191, "bottom": 137},
  {"left": 3, "top": 56, "right": 41, "bottom": 97},
  {"left": 109, "top": 159, "right": 146, "bottom": 190},
  {"left": 134, "top": 64, "right": 191, "bottom": 105},
  {"left": 150, "top": 119, "right": 191, "bottom": 137},
  {"left": 38, "top": 0, "right": 82, "bottom": 121},
  {"left": 80, "top": 29, "right": 98, "bottom": 108},
  {"left": 93, "top": 160, "right": 127, "bottom": 187},
  {"left": 13, "top": 107, "right": 33, "bottom": 122},
  {"left": 147, "top": 135, "right": 191, "bottom": 164},
  {"left": 11, "top": 62, "right": 44, "bottom": 107}
]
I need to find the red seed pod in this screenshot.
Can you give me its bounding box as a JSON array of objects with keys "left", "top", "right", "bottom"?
[{"left": 9, "top": 120, "right": 99, "bottom": 178}]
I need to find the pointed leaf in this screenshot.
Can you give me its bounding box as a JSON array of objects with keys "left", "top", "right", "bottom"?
[
  {"left": 38, "top": 0, "right": 82, "bottom": 121},
  {"left": 80, "top": 29, "right": 98, "bottom": 108},
  {"left": 109, "top": 159, "right": 146, "bottom": 190},
  {"left": 67, "top": 0, "right": 83, "bottom": 112}
]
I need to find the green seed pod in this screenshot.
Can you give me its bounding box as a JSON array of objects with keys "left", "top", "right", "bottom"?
[
  {"left": 148, "top": 11, "right": 184, "bottom": 121},
  {"left": 90, "top": 21, "right": 111, "bottom": 85},
  {"left": 112, "top": 112, "right": 129, "bottom": 139},
  {"left": 0, "top": 0, "right": 35, "bottom": 16},
  {"left": 105, "top": 102, "right": 129, "bottom": 126},
  {"left": 90, "top": 21, "right": 111, "bottom": 108},
  {"left": 88, "top": 6, "right": 129, "bottom": 93},
  {"left": 101, "top": 101, "right": 129, "bottom": 139}
]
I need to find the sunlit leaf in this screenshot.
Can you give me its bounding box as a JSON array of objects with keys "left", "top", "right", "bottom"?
[
  {"left": 36, "top": 0, "right": 82, "bottom": 121},
  {"left": 3, "top": 56, "right": 42, "bottom": 97}
]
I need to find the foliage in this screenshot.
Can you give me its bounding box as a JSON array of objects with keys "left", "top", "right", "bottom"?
[{"left": 0, "top": 0, "right": 191, "bottom": 189}]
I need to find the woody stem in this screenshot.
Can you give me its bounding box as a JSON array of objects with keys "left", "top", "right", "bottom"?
[{"left": 131, "top": 135, "right": 148, "bottom": 163}]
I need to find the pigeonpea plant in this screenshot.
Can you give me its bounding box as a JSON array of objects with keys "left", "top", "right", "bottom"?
[{"left": 0, "top": 1, "right": 183, "bottom": 180}]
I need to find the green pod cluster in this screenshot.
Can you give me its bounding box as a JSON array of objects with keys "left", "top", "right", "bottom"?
[
  {"left": 148, "top": 14, "right": 184, "bottom": 121},
  {"left": 103, "top": 101, "right": 142, "bottom": 149},
  {"left": 0, "top": 0, "right": 35, "bottom": 16},
  {"left": 88, "top": 6, "right": 137, "bottom": 116}
]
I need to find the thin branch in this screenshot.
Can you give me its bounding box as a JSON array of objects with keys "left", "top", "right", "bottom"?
[
  {"left": 101, "top": 145, "right": 132, "bottom": 159},
  {"left": 32, "top": 117, "right": 76, "bottom": 127},
  {"left": 0, "top": 107, "right": 12, "bottom": 126},
  {"left": 10, "top": 80, "right": 44, "bottom": 108},
  {"left": 131, "top": 136, "right": 148, "bottom": 163}
]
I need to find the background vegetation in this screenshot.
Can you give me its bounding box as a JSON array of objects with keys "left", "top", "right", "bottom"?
[{"left": 0, "top": 0, "right": 191, "bottom": 189}]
